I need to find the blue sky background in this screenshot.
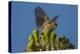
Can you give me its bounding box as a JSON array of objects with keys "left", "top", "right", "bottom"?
[{"left": 11, "top": 1, "right": 78, "bottom": 53}]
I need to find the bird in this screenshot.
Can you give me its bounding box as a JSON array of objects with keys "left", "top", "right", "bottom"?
[
  {"left": 34, "top": 6, "right": 59, "bottom": 50},
  {"left": 35, "top": 6, "right": 59, "bottom": 36}
]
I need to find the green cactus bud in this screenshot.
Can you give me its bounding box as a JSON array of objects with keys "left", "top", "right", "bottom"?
[
  {"left": 41, "top": 33, "right": 46, "bottom": 47},
  {"left": 27, "top": 40, "right": 34, "bottom": 48},
  {"left": 43, "top": 32, "right": 48, "bottom": 43},
  {"left": 50, "top": 32, "right": 56, "bottom": 42},
  {"left": 28, "top": 35, "right": 33, "bottom": 41},
  {"left": 32, "top": 29, "right": 39, "bottom": 46},
  {"left": 32, "top": 29, "right": 37, "bottom": 34},
  {"left": 32, "top": 29, "right": 38, "bottom": 39}
]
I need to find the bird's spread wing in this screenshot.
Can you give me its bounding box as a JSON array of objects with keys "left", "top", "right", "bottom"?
[
  {"left": 35, "top": 6, "right": 48, "bottom": 28},
  {"left": 49, "top": 15, "right": 59, "bottom": 23}
]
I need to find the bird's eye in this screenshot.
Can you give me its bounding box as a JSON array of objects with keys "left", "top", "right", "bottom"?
[{"left": 55, "top": 23, "right": 57, "bottom": 26}]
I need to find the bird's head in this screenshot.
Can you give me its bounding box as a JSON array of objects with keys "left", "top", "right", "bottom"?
[{"left": 43, "top": 15, "right": 59, "bottom": 32}]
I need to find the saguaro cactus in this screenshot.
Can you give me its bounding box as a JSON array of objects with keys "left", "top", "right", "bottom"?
[{"left": 25, "top": 29, "right": 75, "bottom": 52}]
